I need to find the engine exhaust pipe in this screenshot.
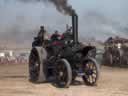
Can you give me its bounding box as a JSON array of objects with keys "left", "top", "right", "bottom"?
[{"left": 72, "top": 10, "right": 78, "bottom": 44}]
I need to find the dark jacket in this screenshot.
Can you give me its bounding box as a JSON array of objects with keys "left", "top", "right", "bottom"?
[
  {"left": 51, "top": 34, "right": 60, "bottom": 41},
  {"left": 37, "top": 29, "right": 46, "bottom": 42}
]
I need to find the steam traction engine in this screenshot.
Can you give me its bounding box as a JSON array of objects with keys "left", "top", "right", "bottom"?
[
  {"left": 103, "top": 37, "right": 128, "bottom": 67},
  {"left": 29, "top": 12, "right": 100, "bottom": 88}
]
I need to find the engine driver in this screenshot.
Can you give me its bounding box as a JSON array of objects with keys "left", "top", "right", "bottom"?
[{"left": 51, "top": 30, "right": 60, "bottom": 41}]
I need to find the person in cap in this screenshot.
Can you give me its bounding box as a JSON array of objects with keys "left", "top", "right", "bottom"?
[{"left": 51, "top": 30, "right": 60, "bottom": 41}]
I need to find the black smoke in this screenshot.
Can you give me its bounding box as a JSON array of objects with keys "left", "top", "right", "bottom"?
[{"left": 19, "top": 0, "right": 75, "bottom": 15}]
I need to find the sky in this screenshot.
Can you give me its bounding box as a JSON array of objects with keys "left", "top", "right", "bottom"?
[
  {"left": 70, "top": 0, "right": 128, "bottom": 40},
  {"left": 0, "top": 0, "right": 128, "bottom": 43},
  {"left": 70, "top": 0, "right": 127, "bottom": 16}
]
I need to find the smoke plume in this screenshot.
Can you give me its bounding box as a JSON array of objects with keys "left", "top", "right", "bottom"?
[
  {"left": 45, "top": 0, "right": 74, "bottom": 15},
  {"left": 19, "top": 0, "right": 75, "bottom": 15}
]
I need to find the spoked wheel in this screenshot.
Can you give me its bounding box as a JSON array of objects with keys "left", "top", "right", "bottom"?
[
  {"left": 54, "top": 59, "right": 72, "bottom": 88},
  {"left": 29, "top": 49, "right": 40, "bottom": 82},
  {"left": 82, "top": 58, "right": 100, "bottom": 86}
]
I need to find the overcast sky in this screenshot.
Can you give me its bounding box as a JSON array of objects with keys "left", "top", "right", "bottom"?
[
  {"left": 70, "top": 0, "right": 128, "bottom": 20},
  {"left": 0, "top": 0, "right": 128, "bottom": 42},
  {"left": 69, "top": 0, "right": 128, "bottom": 40}
]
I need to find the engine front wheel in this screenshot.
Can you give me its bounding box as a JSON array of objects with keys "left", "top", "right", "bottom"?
[
  {"left": 54, "top": 59, "right": 72, "bottom": 88},
  {"left": 82, "top": 58, "right": 100, "bottom": 86}
]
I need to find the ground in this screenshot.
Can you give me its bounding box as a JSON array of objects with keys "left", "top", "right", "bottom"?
[{"left": 0, "top": 64, "right": 128, "bottom": 96}]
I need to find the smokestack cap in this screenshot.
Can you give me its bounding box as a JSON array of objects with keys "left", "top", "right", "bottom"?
[{"left": 71, "top": 9, "right": 76, "bottom": 15}]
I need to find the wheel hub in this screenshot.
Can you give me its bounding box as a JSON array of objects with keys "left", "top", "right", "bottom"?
[
  {"left": 59, "top": 71, "right": 64, "bottom": 77},
  {"left": 86, "top": 70, "right": 93, "bottom": 75}
]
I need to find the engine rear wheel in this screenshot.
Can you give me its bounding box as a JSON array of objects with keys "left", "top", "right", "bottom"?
[
  {"left": 82, "top": 58, "right": 100, "bottom": 86},
  {"left": 29, "top": 49, "right": 40, "bottom": 82},
  {"left": 54, "top": 59, "right": 72, "bottom": 88},
  {"left": 29, "top": 47, "right": 47, "bottom": 83},
  {"left": 103, "top": 51, "right": 113, "bottom": 66}
]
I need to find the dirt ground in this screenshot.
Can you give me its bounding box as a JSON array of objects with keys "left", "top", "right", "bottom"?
[{"left": 0, "top": 64, "right": 128, "bottom": 96}]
